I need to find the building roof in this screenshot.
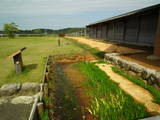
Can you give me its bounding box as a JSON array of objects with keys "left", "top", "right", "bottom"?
[{"left": 87, "top": 3, "right": 160, "bottom": 27}]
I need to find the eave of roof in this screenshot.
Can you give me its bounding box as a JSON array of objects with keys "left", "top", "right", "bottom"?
[{"left": 86, "top": 3, "right": 160, "bottom": 27}]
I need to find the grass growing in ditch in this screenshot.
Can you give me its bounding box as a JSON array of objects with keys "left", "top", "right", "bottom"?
[
  {"left": 68, "top": 38, "right": 106, "bottom": 59},
  {"left": 40, "top": 110, "right": 50, "bottom": 120},
  {"left": 40, "top": 96, "right": 51, "bottom": 120},
  {"left": 112, "top": 66, "right": 160, "bottom": 104},
  {"left": 77, "top": 62, "right": 150, "bottom": 120}
]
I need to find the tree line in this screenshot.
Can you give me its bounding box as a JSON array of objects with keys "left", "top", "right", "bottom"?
[{"left": 1, "top": 22, "right": 85, "bottom": 38}]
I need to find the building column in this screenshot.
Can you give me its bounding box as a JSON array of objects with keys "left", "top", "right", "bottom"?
[{"left": 154, "top": 9, "right": 160, "bottom": 57}]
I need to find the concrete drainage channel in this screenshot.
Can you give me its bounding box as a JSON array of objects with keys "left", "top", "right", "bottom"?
[
  {"left": 28, "top": 56, "right": 51, "bottom": 120},
  {"left": 38, "top": 54, "right": 96, "bottom": 120},
  {"left": 0, "top": 82, "right": 41, "bottom": 120}
]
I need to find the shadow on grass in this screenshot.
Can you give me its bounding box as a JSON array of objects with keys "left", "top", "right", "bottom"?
[
  {"left": 94, "top": 51, "right": 106, "bottom": 59},
  {"left": 24, "top": 64, "right": 37, "bottom": 71},
  {"left": 70, "top": 39, "right": 106, "bottom": 59},
  {"left": 7, "top": 64, "right": 38, "bottom": 79}
]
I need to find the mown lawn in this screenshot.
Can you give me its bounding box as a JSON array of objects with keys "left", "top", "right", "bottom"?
[{"left": 0, "top": 36, "right": 84, "bottom": 86}]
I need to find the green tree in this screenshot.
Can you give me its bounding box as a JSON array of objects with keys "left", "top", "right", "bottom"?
[
  {"left": 3, "top": 22, "right": 19, "bottom": 38},
  {"left": 33, "top": 29, "right": 42, "bottom": 34}
]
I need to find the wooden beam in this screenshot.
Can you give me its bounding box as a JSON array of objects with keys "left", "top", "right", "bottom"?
[
  {"left": 113, "top": 21, "right": 115, "bottom": 41},
  {"left": 7, "top": 47, "right": 26, "bottom": 59},
  {"left": 106, "top": 23, "right": 108, "bottom": 40},
  {"left": 7, "top": 50, "right": 21, "bottom": 60},
  {"left": 100, "top": 24, "right": 102, "bottom": 40},
  {"left": 136, "top": 16, "right": 141, "bottom": 43},
  {"left": 123, "top": 20, "right": 126, "bottom": 42}
]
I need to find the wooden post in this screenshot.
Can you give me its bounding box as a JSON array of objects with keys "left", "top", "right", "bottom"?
[
  {"left": 15, "top": 61, "right": 22, "bottom": 74},
  {"left": 154, "top": 9, "right": 160, "bottom": 57},
  {"left": 13, "top": 53, "right": 23, "bottom": 74},
  {"left": 106, "top": 23, "right": 108, "bottom": 40},
  {"left": 58, "top": 38, "right": 60, "bottom": 46},
  {"left": 7, "top": 47, "right": 26, "bottom": 74},
  {"left": 136, "top": 16, "right": 141, "bottom": 43},
  {"left": 147, "top": 10, "right": 160, "bottom": 60}
]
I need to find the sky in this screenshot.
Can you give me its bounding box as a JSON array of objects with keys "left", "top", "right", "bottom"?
[{"left": 0, "top": 0, "right": 160, "bottom": 30}]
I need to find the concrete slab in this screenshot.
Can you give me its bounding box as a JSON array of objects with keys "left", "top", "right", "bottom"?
[
  {"left": 139, "top": 116, "right": 160, "bottom": 120},
  {"left": 0, "top": 103, "right": 32, "bottom": 120}
]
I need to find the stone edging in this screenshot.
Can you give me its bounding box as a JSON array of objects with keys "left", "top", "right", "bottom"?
[
  {"left": 0, "top": 82, "right": 41, "bottom": 97},
  {"left": 105, "top": 53, "right": 160, "bottom": 88}
]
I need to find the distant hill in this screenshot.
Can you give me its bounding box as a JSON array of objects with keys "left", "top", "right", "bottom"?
[
  {"left": 52, "top": 28, "right": 86, "bottom": 34},
  {"left": 0, "top": 28, "right": 85, "bottom": 35},
  {"left": 19, "top": 28, "right": 85, "bottom": 34}
]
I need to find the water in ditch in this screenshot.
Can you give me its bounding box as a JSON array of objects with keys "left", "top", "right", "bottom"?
[{"left": 52, "top": 63, "right": 83, "bottom": 120}]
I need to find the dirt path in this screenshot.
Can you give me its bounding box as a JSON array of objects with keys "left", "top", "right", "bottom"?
[
  {"left": 67, "top": 37, "right": 143, "bottom": 53},
  {"left": 63, "top": 64, "right": 93, "bottom": 120},
  {"left": 52, "top": 63, "right": 83, "bottom": 120},
  {"left": 49, "top": 54, "right": 95, "bottom": 120},
  {"left": 96, "top": 63, "right": 160, "bottom": 115},
  {"left": 68, "top": 37, "right": 160, "bottom": 76}
]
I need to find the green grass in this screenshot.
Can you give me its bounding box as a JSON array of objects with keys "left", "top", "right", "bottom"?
[
  {"left": 40, "top": 110, "right": 50, "bottom": 120},
  {"left": 0, "top": 36, "right": 85, "bottom": 86},
  {"left": 77, "top": 62, "right": 150, "bottom": 120},
  {"left": 67, "top": 38, "right": 106, "bottom": 59},
  {"left": 112, "top": 66, "right": 160, "bottom": 104}
]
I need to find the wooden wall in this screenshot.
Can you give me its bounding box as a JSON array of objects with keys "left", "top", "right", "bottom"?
[{"left": 88, "top": 9, "right": 159, "bottom": 46}]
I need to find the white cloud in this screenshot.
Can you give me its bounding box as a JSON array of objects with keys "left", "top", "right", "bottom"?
[
  {"left": 0, "top": 0, "right": 160, "bottom": 15},
  {"left": 0, "top": 0, "right": 160, "bottom": 29}
]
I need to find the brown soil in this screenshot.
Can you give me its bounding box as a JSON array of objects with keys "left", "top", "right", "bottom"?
[
  {"left": 67, "top": 37, "right": 144, "bottom": 53},
  {"left": 120, "top": 52, "right": 160, "bottom": 72},
  {"left": 97, "top": 63, "right": 160, "bottom": 115},
  {"left": 48, "top": 54, "right": 95, "bottom": 120},
  {"left": 63, "top": 63, "right": 94, "bottom": 120},
  {"left": 55, "top": 53, "right": 96, "bottom": 63}
]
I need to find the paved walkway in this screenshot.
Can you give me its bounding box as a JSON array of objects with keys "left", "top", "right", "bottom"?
[
  {"left": 140, "top": 115, "right": 160, "bottom": 120},
  {"left": 96, "top": 63, "right": 160, "bottom": 114}
]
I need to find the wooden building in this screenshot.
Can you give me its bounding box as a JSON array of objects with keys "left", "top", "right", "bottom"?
[{"left": 87, "top": 4, "right": 160, "bottom": 57}]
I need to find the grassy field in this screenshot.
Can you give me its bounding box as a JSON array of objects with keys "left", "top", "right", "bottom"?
[{"left": 0, "top": 36, "right": 84, "bottom": 86}]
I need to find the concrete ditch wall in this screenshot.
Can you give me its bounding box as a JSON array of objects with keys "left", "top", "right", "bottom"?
[
  {"left": 105, "top": 53, "right": 160, "bottom": 89},
  {"left": 0, "top": 82, "right": 41, "bottom": 97},
  {"left": 29, "top": 56, "right": 52, "bottom": 120}
]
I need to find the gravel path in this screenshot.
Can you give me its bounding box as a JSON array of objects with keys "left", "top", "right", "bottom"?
[{"left": 68, "top": 37, "right": 143, "bottom": 53}]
